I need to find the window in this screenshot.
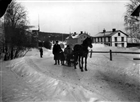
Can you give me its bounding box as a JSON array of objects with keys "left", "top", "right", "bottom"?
[
  {"left": 104, "top": 37, "right": 106, "bottom": 42},
  {"left": 115, "top": 37, "right": 117, "bottom": 42},
  {"left": 121, "top": 37, "right": 124, "bottom": 41},
  {"left": 101, "top": 37, "right": 102, "bottom": 42},
  {"left": 118, "top": 33, "right": 120, "bottom": 36},
  {"left": 115, "top": 43, "right": 117, "bottom": 47},
  {"left": 122, "top": 43, "right": 124, "bottom": 47},
  {"left": 108, "top": 37, "right": 110, "bottom": 42}
]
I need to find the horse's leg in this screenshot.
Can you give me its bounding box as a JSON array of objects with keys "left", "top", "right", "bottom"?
[
  {"left": 79, "top": 56, "right": 81, "bottom": 68},
  {"left": 81, "top": 56, "right": 84, "bottom": 69},
  {"left": 85, "top": 55, "right": 88, "bottom": 71},
  {"left": 78, "top": 56, "right": 80, "bottom": 68},
  {"left": 74, "top": 54, "right": 78, "bottom": 69},
  {"left": 79, "top": 56, "right": 83, "bottom": 72}
]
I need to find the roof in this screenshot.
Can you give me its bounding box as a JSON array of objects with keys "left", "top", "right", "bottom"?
[
  {"left": 131, "top": 4, "right": 140, "bottom": 17},
  {"left": 93, "top": 30, "right": 128, "bottom": 37},
  {"left": 66, "top": 33, "right": 89, "bottom": 40},
  {"left": 71, "top": 33, "right": 79, "bottom": 38}
]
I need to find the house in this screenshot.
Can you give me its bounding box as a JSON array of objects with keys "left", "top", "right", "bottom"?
[
  {"left": 65, "top": 31, "right": 90, "bottom": 48},
  {"left": 92, "top": 29, "right": 128, "bottom": 47},
  {"left": 131, "top": 4, "right": 140, "bottom": 17},
  {"left": 130, "top": 4, "right": 140, "bottom": 47}
]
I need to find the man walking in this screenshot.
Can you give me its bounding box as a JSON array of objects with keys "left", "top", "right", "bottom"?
[
  {"left": 52, "top": 41, "right": 62, "bottom": 65},
  {"left": 39, "top": 47, "right": 43, "bottom": 58}
]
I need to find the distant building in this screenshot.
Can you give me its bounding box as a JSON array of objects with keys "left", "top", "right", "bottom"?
[
  {"left": 37, "top": 31, "right": 69, "bottom": 42},
  {"left": 131, "top": 4, "right": 140, "bottom": 17},
  {"left": 31, "top": 30, "right": 69, "bottom": 47},
  {"left": 130, "top": 4, "right": 140, "bottom": 47},
  {"left": 65, "top": 31, "right": 90, "bottom": 48},
  {"left": 92, "top": 29, "right": 128, "bottom": 47}
]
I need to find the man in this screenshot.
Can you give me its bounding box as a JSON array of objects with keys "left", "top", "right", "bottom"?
[
  {"left": 52, "top": 41, "right": 62, "bottom": 65},
  {"left": 39, "top": 47, "right": 43, "bottom": 58},
  {"left": 59, "top": 50, "right": 65, "bottom": 65}
]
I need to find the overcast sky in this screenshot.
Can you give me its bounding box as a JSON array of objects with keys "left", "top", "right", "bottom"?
[{"left": 17, "top": 0, "right": 130, "bottom": 36}]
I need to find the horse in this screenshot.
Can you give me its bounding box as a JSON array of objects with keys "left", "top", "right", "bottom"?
[{"left": 72, "top": 37, "right": 93, "bottom": 72}]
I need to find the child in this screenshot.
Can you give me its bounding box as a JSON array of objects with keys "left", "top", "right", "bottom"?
[
  {"left": 64, "top": 45, "right": 72, "bottom": 66},
  {"left": 59, "top": 50, "right": 65, "bottom": 65}
]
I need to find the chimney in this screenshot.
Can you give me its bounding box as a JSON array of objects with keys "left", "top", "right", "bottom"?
[
  {"left": 103, "top": 29, "right": 106, "bottom": 33},
  {"left": 112, "top": 28, "right": 116, "bottom": 32},
  {"left": 73, "top": 32, "right": 77, "bottom": 36}
]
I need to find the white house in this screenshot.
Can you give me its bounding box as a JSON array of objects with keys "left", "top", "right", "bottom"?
[
  {"left": 65, "top": 31, "right": 90, "bottom": 49},
  {"left": 92, "top": 29, "right": 128, "bottom": 47}
]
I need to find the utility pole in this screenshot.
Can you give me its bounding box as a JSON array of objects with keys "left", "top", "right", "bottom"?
[
  {"left": 37, "top": 14, "right": 40, "bottom": 47},
  {"left": 103, "top": 29, "right": 106, "bottom": 44},
  {"left": 38, "top": 14, "right": 40, "bottom": 33}
]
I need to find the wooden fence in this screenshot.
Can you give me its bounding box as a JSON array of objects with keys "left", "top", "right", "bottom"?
[{"left": 90, "top": 50, "right": 140, "bottom": 61}]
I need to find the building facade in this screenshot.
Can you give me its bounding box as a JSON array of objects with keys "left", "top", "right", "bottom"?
[{"left": 92, "top": 29, "right": 128, "bottom": 47}]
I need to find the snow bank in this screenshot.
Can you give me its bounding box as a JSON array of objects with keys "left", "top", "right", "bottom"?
[
  {"left": 92, "top": 44, "right": 106, "bottom": 48},
  {"left": 25, "top": 48, "right": 53, "bottom": 58},
  {"left": 2, "top": 46, "right": 140, "bottom": 102},
  {"left": 2, "top": 57, "right": 107, "bottom": 102}
]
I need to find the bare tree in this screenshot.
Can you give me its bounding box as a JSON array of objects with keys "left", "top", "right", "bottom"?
[
  {"left": 124, "top": 0, "right": 140, "bottom": 39},
  {"left": 3, "top": 0, "right": 30, "bottom": 60},
  {"left": 0, "top": 18, "right": 5, "bottom": 59}
]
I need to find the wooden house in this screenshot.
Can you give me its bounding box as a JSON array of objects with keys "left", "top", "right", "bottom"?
[{"left": 92, "top": 29, "right": 128, "bottom": 47}]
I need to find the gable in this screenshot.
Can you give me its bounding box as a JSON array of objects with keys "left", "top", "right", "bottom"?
[
  {"left": 79, "top": 33, "right": 89, "bottom": 38},
  {"left": 111, "top": 30, "right": 128, "bottom": 37}
]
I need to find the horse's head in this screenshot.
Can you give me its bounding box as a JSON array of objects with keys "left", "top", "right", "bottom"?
[{"left": 83, "top": 37, "right": 93, "bottom": 48}]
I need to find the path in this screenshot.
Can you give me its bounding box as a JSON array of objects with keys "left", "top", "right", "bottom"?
[{"left": 1, "top": 48, "right": 140, "bottom": 102}]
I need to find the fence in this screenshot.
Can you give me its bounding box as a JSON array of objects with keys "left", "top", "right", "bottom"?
[{"left": 90, "top": 50, "right": 140, "bottom": 61}]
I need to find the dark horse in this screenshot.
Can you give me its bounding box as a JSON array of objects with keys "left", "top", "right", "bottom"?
[{"left": 73, "top": 37, "right": 93, "bottom": 72}]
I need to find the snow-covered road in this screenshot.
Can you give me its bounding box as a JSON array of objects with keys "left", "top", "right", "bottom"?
[{"left": 1, "top": 46, "right": 140, "bottom": 102}]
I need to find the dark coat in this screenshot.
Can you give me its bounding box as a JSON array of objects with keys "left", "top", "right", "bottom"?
[
  {"left": 53, "top": 44, "right": 62, "bottom": 60},
  {"left": 52, "top": 44, "right": 62, "bottom": 55},
  {"left": 60, "top": 51, "right": 65, "bottom": 61},
  {"left": 39, "top": 48, "right": 43, "bottom": 54},
  {"left": 64, "top": 47, "right": 72, "bottom": 55}
]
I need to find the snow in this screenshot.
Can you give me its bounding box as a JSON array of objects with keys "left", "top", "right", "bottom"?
[
  {"left": 1, "top": 46, "right": 140, "bottom": 102},
  {"left": 71, "top": 34, "right": 79, "bottom": 39}
]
